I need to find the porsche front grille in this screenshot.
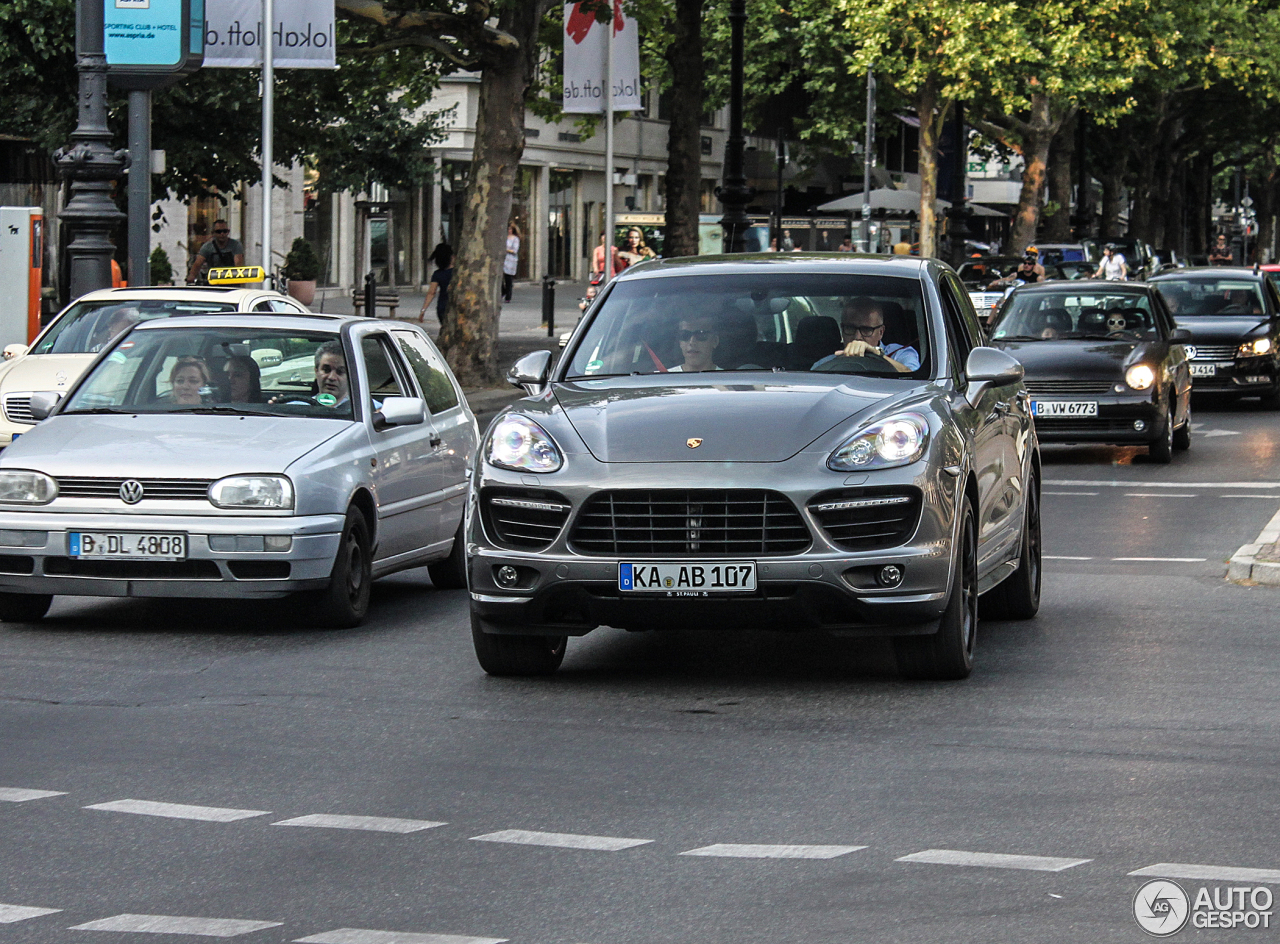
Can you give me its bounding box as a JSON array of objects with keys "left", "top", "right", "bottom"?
[
  {"left": 808, "top": 488, "right": 923, "bottom": 552},
  {"left": 569, "top": 489, "right": 810, "bottom": 556},
  {"left": 481, "top": 489, "right": 572, "bottom": 551}
]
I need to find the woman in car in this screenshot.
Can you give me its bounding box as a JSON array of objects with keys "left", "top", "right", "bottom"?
[
  {"left": 168, "top": 357, "right": 210, "bottom": 406},
  {"left": 221, "top": 355, "right": 262, "bottom": 403}
]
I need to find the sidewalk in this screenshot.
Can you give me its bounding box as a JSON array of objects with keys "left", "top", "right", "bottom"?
[{"left": 315, "top": 279, "right": 590, "bottom": 422}]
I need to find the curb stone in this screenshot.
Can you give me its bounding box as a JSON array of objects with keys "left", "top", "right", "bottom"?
[{"left": 1227, "top": 508, "right": 1280, "bottom": 586}]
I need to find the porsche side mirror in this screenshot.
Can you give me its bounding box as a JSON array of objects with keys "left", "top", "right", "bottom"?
[
  {"left": 27, "top": 391, "right": 62, "bottom": 422},
  {"left": 965, "top": 347, "right": 1024, "bottom": 406},
  {"left": 508, "top": 349, "right": 553, "bottom": 394},
  {"left": 1169, "top": 328, "right": 1192, "bottom": 343},
  {"left": 372, "top": 396, "right": 426, "bottom": 431}
]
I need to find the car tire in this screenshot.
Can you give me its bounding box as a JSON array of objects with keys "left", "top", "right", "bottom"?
[
  {"left": 894, "top": 498, "right": 977, "bottom": 681},
  {"left": 471, "top": 611, "right": 566, "bottom": 676},
  {"left": 311, "top": 509, "right": 372, "bottom": 628},
  {"left": 0, "top": 592, "right": 52, "bottom": 623},
  {"left": 1173, "top": 401, "right": 1192, "bottom": 451},
  {"left": 1149, "top": 398, "right": 1175, "bottom": 464},
  {"left": 427, "top": 515, "right": 468, "bottom": 590},
  {"left": 981, "top": 470, "right": 1041, "bottom": 621}
]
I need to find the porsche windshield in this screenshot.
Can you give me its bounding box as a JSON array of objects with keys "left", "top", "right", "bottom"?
[
  {"left": 34, "top": 299, "right": 238, "bottom": 355},
  {"left": 1155, "top": 278, "right": 1266, "bottom": 318},
  {"left": 992, "top": 290, "right": 1158, "bottom": 341},
  {"left": 566, "top": 273, "right": 930, "bottom": 379},
  {"left": 62, "top": 326, "right": 354, "bottom": 420}
]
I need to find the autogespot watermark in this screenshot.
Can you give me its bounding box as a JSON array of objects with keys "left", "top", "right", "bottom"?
[{"left": 1133, "top": 879, "right": 1275, "bottom": 935}]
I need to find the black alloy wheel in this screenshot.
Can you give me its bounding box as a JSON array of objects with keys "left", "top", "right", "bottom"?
[
  {"left": 311, "top": 508, "right": 373, "bottom": 628},
  {"left": 1173, "top": 396, "right": 1192, "bottom": 451},
  {"left": 894, "top": 498, "right": 978, "bottom": 680},
  {"left": 0, "top": 592, "right": 52, "bottom": 623},
  {"left": 471, "top": 611, "right": 567, "bottom": 677}
]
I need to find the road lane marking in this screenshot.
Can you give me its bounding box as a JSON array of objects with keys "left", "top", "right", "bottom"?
[
  {"left": 896, "top": 849, "right": 1092, "bottom": 872},
  {"left": 1112, "top": 557, "right": 1206, "bottom": 563},
  {"left": 69, "top": 914, "right": 282, "bottom": 937},
  {"left": 1225, "top": 495, "right": 1280, "bottom": 499},
  {"left": 1129, "top": 863, "right": 1280, "bottom": 884},
  {"left": 679, "top": 843, "right": 866, "bottom": 859},
  {"left": 1044, "top": 555, "right": 1092, "bottom": 560},
  {"left": 1124, "top": 493, "right": 1196, "bottom": 498},
  {"left": 0, "top": 904, "right": 61, "bottom": 923},
  {"left": 84, "top": 799, "right": 271, "bottom": 822},
  {"left": 295, "top": 931, "right": 507, "bottom": 944},
  {"left": 272, "top": 814, "right": 445, "bottom": 834},
  {"left": 1043, "top": 491, "right": 1099, "bottom": 496},
  {"left": 470, "top": 829, "right": 652, "bottom": 851},
  {"left": 1047, "top": 480, "right": 1280, "bottom": 488},
  {"left": 0, "top": 787, "right": 66, "bottom": 802}
]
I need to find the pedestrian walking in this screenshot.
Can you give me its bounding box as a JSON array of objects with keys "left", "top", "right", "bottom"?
[
  {"left": 502, "top": 223, "right": 521, "bottom": 302},
  {"left": 420, "top": 242, "right": 453, "bottom": 323},
  {"left": 781, "top": 229, "right": 795, "bottom": 251}
]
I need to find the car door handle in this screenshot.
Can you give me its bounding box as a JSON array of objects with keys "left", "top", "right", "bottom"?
[{"left": 429, "top": 436, "right": 443, "bottom": 448}]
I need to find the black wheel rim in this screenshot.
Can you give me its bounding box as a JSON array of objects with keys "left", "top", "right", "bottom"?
[
  {"left": 962, "top": 517, "right": 977, "bottom": 657},
  {"left": 1027, "top": 484, "right": 1041, "bottom": 600},
  {"left": 345, "top": 531, "right": 365, "bottom": 602}
]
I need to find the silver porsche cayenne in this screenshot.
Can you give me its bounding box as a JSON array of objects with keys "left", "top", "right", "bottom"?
[{"left": 468, "top": 255, "right": 1042, "bottom": 680}]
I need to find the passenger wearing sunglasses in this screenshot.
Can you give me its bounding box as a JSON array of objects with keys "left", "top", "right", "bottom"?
[
  {"left": 186, "top": 219, "right": 245, "bottom": 284},
  {"left": 668, "top": 315, "right": 722, "bottom": 372},
  {"left": 813, "top": 299, "right": 919, "bottom": 373}
]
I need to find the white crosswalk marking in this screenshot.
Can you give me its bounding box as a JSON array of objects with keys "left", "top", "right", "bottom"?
[
  {"left": 0, "top": 787, "right": 66, "bottom": 802},
  {"left": 84, "top": 799, "right": 271, "bottom": 822},
  {"left": 1129, "top": 863, "right": 1280, "bottom": 883},
  {"left": 896, "top": 849, "right": 1092, "bottom": 872},
  {"left": 470, "top": 829, "right": 652, "bottom": 851},
  {"left": 680, "top": 843, "right": 865, "bottom": 859},
  {"left": 69, "top": 914, "right": 282, "bottom": 937},
  {"left": 272, "top": 814, "right": 445, "bottom": 834},
  {"left": 294, "top": 930, "right": 507, "bottom": 944},
  {"left": 0, "top": 904, "right": 61, "bottom": 923}
]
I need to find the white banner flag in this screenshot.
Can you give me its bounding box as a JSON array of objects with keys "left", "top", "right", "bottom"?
[
  {"left": 562, "top": 1, "right": 641, "bottom": 113},
  {"left": 203, "top": 0, "right": 336, "bottom": 69}
]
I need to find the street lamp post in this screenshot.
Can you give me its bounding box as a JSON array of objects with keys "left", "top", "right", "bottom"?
[
  {"left": 56, "top": 0, "right": 128, "bottom": 301},
  {"left": 717, "top": 0, "right": 752, "bottom": 253}
]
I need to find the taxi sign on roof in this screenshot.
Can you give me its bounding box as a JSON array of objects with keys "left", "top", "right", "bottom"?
[{"left": 206, "top": 266, "right": 266, "bottom": 285}]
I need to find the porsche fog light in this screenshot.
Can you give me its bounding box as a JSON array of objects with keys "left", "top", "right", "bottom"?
[
  {"left": 829, "top": 413, "right": 929, "bottom": 472},
  {"left": 878, "top": 564, "right": 904, "bottom": 588},
  {"left": 487, "top": 415, "right": 563, "bottom": 473},
  {"left": 208, "top": 475, "right": 294, "bottom": 509},
  {"left": 1125, "top": 364, "right": 1156, "bottom": 391},
  {"left": 0, "top": 470, "right": 57, "bottom": 504}
]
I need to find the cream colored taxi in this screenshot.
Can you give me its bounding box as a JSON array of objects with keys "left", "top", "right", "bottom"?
[{"left": 0, "top": 276, "right": 310, "bottom": 447}]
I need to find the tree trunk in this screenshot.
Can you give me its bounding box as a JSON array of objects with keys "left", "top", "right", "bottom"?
[
  {"left": 915, "top": 78, "right": 949, "bottom": 259},
  {"left": 1043, "top": 114, "right": 1074, "bottom": 242},
  {"left": 1008, "top": 93, "right": 1052, "bottom": 253},
  {"left": 438, "top": 0, "right": 551, "bottom": 386},
  {"left": 1100, "top": 170, "right": 1126, "bottom": 238},
  {"left": 663, "top": 0, "right": 703, "bottom": 257}
]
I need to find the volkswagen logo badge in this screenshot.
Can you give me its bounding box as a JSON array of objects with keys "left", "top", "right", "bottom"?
[
  {"left": 1184, "top": 345, "right": 1197, "bottom": 360},
  {"left": 119, "top": 479, "right": 145, "bottom": 504}
]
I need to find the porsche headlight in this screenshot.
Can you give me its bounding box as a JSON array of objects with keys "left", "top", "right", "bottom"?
[
  {"left": 1239, "top": 338, "right": 1273, "bottom": 357},
  {"left": 487, "top": 415, "right": 563, "bottom": 473},
  {"left": 208, "top": 475, "right": 294, "bottom": 509},
  {"left": 828, "top": 413, "right": 929, "bottom": 471},
  {"left": 1125, "top": 364, "right": 1156, "bottom": 391},
  {"left": 0, "top": 470, "right": 56, "bottom": 504}
]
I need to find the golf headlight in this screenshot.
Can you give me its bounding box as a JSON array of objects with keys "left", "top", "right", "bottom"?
[
  {"left": 208, "top": 475, "right": 294, "bottom": 509},
  {"left": 488, "top": 415, "right": 563, "bottom": 473},
  {"left": 1125, "top": 364, "right": 1156, "bottom": 391},
  {"left": 1239, "top": 338, "right": 1273, "bottom": 357},
  {"left": 828, "top": 413, "right": 929, "bottom": 471},
  {"left": 0, "top": 470, "right": 56, "bottom": 504}
]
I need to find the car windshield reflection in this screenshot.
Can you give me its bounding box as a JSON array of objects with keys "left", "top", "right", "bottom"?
[
  {"left": 1154, "top": 278, "right": 1266, "bottom": 318},
  {"left": 992, "top": 291, "right": 1159, "bottom": 342},
  {"left": 565, "top": 273, "right": 931, "bottom": 380},
  {"left": 62, "top": 326, "right": 354, "bottom": 419}
]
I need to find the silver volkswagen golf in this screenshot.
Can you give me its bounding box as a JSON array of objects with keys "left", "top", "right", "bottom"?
[
  {"left": 468, "top": 255, "right": 1041, "bottom": 680},
  {"left": 0, "top": 313, "right": 477, "bottom": 627}
]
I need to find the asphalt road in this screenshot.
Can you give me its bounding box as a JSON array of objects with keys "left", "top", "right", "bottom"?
[{"left": 3, "top": 398, "right": 1280, "bottom": 943}]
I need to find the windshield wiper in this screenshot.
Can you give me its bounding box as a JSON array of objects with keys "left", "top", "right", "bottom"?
[
  {"left": 165, "top": 405, "right": 273, "bottom": 416},
  {"left": 994, "top": 335, "right": 1045, "bottom": 342},
  {"left": 60, "top": 407, "right": 134, "bottom": 415}
]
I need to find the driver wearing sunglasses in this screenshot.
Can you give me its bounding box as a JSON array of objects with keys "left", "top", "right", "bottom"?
[
  {"left": 669, "top": 315, "right": 722, "bottom": 372},
  {"left": 813, "top": 298, "right": 919, "bottom": 373}
]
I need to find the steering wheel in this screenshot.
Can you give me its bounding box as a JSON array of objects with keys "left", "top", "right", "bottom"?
[
  {"left": 271, "top": 395, "right": 323, "bottom": 407},
  {"left": 812, "top": 353, "right": 895, "bottom": 373}
]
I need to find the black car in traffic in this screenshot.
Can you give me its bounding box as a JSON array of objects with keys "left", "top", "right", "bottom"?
[
  {"left": 1150, "top": 268, "right": 1280, "bottom": 404},
  {"left": 990, "top": 280, "right": 1192, "bottom": 462}
]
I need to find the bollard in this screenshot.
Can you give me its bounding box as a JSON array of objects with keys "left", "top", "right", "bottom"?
[
  {"left": 543, "top": 275, "right": 556, "bottom": 337},
  {"left": 363, "top": 271, "right": 377, "bottom": 318}
]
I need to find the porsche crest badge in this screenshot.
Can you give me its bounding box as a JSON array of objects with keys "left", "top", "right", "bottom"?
[{"left": 686, "top": 438, "right": 703, "bottom": 448}]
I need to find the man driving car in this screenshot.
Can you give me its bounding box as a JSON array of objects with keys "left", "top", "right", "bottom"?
[{"left": 813, "top": 299, "right": 920, "bottom": 373}]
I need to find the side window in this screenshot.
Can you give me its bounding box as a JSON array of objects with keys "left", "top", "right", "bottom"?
[
  {"left": 945, "top": 273, "right": 986, "bottom": 346},
  {"left": 360, "top": 335, "right": 408, "bottom": 405},
  {"left": 252, "top": 299, "right": 274, "bottom": 312},
  {"left": 937, "top": 277, "right": 975, "bottom": 373},
  {"left": 1265, "top": 278, "right": 1280, "bottom": 315},
  {"left": 395, "top": 331, "right": 461, "bottom": 414}
]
